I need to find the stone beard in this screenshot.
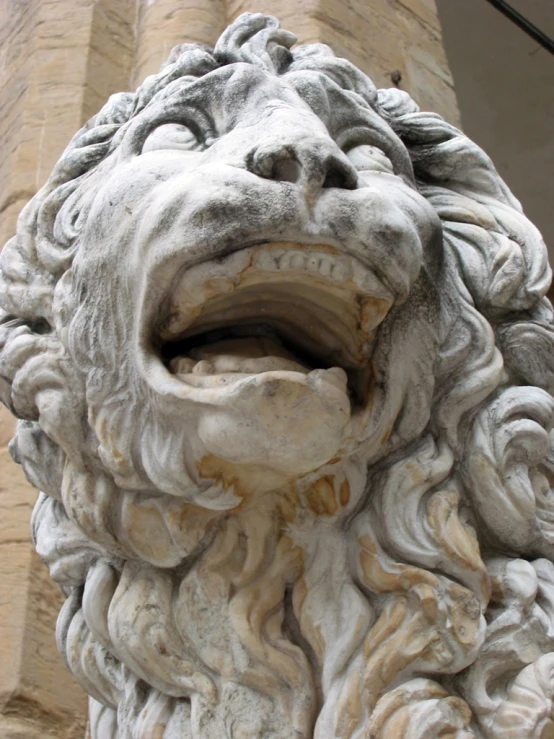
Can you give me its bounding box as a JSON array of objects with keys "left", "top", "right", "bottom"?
[{"left": 2, "top": 11, "right": 554, "bottom": 738}]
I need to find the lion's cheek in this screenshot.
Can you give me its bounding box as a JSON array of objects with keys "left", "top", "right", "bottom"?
[{"left": 195, "top": 369, "right": 351, "bottom": 476}]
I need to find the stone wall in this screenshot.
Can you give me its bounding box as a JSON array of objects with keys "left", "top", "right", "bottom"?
[{"left": 0, "top": 1, "right": 457, "bottom": 735}]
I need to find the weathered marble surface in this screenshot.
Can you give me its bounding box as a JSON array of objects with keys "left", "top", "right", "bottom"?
[{"left": 1, "top": 13, "right": 553, "bottom": 738}]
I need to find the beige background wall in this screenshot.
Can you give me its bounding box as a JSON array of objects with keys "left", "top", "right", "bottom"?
[
  {"left": 0, "top": 1, "right": 456, "bottom": 735},
  {"left": 436, "top": 0, "right": 554, "bottom": 262}
]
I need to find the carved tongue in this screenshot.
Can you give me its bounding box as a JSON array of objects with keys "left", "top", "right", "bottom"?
[{"left": 169, "top": 337, "right": 311, "bottom": 375}]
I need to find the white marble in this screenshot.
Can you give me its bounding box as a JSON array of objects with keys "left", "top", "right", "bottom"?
[{"left": 1, "top": 12, "right": 554, "bottom": 738}]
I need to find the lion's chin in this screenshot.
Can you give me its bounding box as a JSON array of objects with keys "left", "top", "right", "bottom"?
[
  {"left": 144, "top": 352, "right": 352, "bottom": 483},
  {"left": 194, "top": 364, "right": 351, "bottom": 475}
]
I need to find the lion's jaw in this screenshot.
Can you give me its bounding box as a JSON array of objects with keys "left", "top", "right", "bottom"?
[
  {"left": 67, "top": 62, "right": 441, "bottom": 496},
  {"left": 149, "top": 240, "right": 393, "bottom": 480}
]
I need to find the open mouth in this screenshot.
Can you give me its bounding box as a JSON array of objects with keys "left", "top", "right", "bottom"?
[{"left": 156, "top": 243, "right": 393, "bottom": 408}]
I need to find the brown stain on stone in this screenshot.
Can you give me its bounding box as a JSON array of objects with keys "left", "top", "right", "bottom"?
[
  {"left": 336, "top": 669, "right": 363, "bottom": 739},
  {"left": 356, "top": 525, "right": 485, "bottom": 715},
  {"left": 367, "top": 682, "right": 473, "bottom": 737},
  {"left": 123, "top": 502, "right": 174, "bottom": 564},
  {"left": 168, "top": 501, "right": 216, "bottom": 531},
  {"left": 427, "top": 488, "right": 491, "bottom": 602},
  {"left": 306, "top": 475, "right": 338, "bottom": 516},
  {"left": 446, "top": 583, "right": 481, "bottom": 647},
  {"left": 279, "top": 484, "right": 301, "bottom": 523},
  {"left": 361, "top": 601, "right": 437, "bottom": 713},
  {"left": 197, "top": 455, "right": 303, "bottom": 536},
  {"left": 293, "top": 576, "right": 309, "bottom": 613},
  {"left": 150, "top": 723, "right": 166, "bottom": 739},
  {"left": 380, "top": 423, "right": 393, "bottom": 446},
  {"left": 339, "top": 478, "right": 350, "bottom": 507},
  {"left": 358, "top": 535, "right": 436, "bottom": 594},
  {"left": 301, "top": 613, "right": 327, "bottom": 660},
  {"left": 197, "top": 454, "right": 289, "bottom": 500},
  {"left": 361, "top": 294, "right": 391, "bottom": 329},
  {"left": 377, "top": 710, "right": 411, "bottom": 738},
  {"left": 362, "top": 598, "right": 408, "bottom": 663},
  {"left": 197, "top": 454, "right": 239, "bottom": 492}
]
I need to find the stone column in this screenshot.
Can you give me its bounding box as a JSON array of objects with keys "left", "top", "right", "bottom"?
[
  {"left": 0, "top": 416, "right": 86, "bottom": 739},
  {"left": 0, "top": 1, "right": 134, "bottom": 736},
  {"left": 0, "top": 0, "right": 133, "bottom": 249},
  {"left": 133, "top": 0, "right": 227, "bottom": 85}
]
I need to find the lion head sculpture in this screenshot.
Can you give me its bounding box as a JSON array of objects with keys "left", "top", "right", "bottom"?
[{"left": 2, "top": 13, "right": 554, "bottom": 739}]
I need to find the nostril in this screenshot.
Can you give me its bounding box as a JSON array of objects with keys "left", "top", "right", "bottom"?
[
  {"left": 322, "top": 158, "right": 358, "bottom": 190},
  {"left": 249, "top": 144, "right": 358, "bottom": 190},
  {"left": 271, "top": 157, "right": 301, "bottom": 184},
  {"left": 323, "top": 169, "right": 348, "bottom": 189}
]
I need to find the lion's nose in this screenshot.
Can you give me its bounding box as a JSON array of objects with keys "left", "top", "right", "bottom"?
[{"left": 247, "top": 137, "right": 358, "bottom": 194}]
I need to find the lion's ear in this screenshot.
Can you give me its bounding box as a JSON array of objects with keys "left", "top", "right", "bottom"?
[
  {"left": 440, "top": 216, "right": 550, "bottom": 313},
  {"left": 497, "top": 301, "right": 554, "bottom": 396},
  {"left": 384, "top": 107, "right": 551, "bottom": 314}
]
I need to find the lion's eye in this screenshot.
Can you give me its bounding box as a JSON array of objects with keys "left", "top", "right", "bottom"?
[
  {"left": 346, "top": 144, "right": 394, "bottom": 175},
  {"left": 142, "top": 123, "right": 204, "bottom": 154}
]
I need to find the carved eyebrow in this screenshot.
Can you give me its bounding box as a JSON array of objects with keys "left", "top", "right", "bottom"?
[
  {"left": 283, "top": 71, "right": 333, "bottom": 126},
  {"left": 298, "top": 80, "right": 415, "bottom": 184},
  {"left": 143, "top": 64, "right": 281, "bottom": 138},
  {"left": 118, "top": 102, "right": 216, "bottom": 158},
  {"left": 139, "top": 65, "right": 238, "bottom": 138},
  {"left": 284, "top": 70, "right": 387, "bottom": 147},
  {"left": 146, "top": 64, "right": 235, "bottom": 107}
]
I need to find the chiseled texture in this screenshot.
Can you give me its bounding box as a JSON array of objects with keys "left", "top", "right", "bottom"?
[{"left": 1, "top": 13, "right": 553, "bottom": 738}]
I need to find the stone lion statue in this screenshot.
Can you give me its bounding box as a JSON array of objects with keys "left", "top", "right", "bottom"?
[{"left": 2, "top": 13, "right": 554, "bottom": 738}]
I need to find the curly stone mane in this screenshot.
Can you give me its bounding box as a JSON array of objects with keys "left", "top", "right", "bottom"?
[{"left": 1, "top": 13, "right": 554, "bottom": 739}]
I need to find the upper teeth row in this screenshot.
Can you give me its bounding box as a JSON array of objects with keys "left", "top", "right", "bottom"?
[
  {"left": 162, "top": 244, "right": 393, "bottom": 339},
  {"left": 253, "top": 248, "right": 350, "bottom": 281}
]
